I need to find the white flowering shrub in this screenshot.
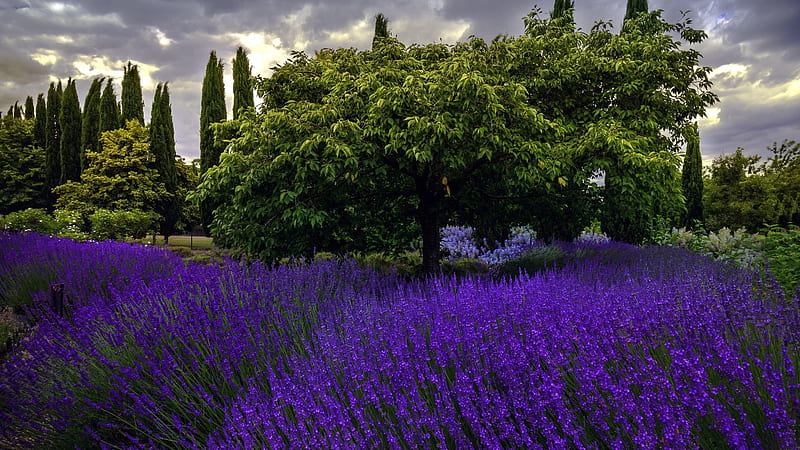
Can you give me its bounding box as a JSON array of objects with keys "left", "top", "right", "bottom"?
[{"left": 575, "top": 230, "right": 611, "bottom": 244}]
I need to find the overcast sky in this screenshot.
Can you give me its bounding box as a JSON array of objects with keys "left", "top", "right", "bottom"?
[{"left": 1, "top": 0, "right": 798, "bottom": 165}]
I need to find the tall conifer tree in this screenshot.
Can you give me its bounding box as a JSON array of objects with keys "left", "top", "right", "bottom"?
[
  {"left": 99, "top": 79, "right": 120, "bottom": 133},
  {"left": 682, "top": 124, "right": 704, "bottom": 227},
  {"left": 624, "top": 0, "right": 648, "bottom": 21},
  {"left": 60, "top": 78, "right": 83, "bottom": 183},
  {"left": 200, "top": 50, "right": 226, "bottom": 232},
  {"left": 372, "top": 13, "right": 389, "bottom": 49},
  {"left": 551, "top": 0, "right": 574, "bottom": 22},
  {"left": 24, "top": 96, "right": 35, "bottom": 120},
  {"left": 81, "top": 77, "right": 104, "bottom": 170},
  {"left": 34, "top": 93, "right": 46, "bottom": 147},
  {"left": 121, "top": 62, "right": 144, "bottom": 125},
  {"left": 150, "top": 83, "right": 180, "bottom": 237},
  {"left": 232, "top": 47, "right": 255, "bottom": 120},
  {"left": 44, "top": 81, "right": 62, "bottom": 196}
]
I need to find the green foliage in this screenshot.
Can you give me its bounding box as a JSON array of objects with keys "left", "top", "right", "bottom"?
[
  {"left": 150, "top": 83, "right": 181, "bottom": 237},
  {"left": 24, "top": 96, "right": 34, "bottom": 120},
  {"left": 81, "top": 77, "right": 104, "bottom": 170},
  {"left": 45, "top": 81, "right": 62, "bottom": 198},
  {"left": 200, "top": 51, "right": 226, "bottom": 174},
  {"left": 99, "top": 79, "right": 120, "bottom": 133},
  {"left": 195, "top": 11, "right": 716, "bottom": 271},
  {"left": 551, "top": 0, "right": 574, "bottom": 22},
  {"left": 0, "top": 208, "right": 58, "bottom": 234},
  {"left": 441, "top": 258, "right": 491, "bottom": 276},
  {"left": 764, "top": 227, "right": 800, "bottom": 296},
  {"left": 59, "top": 79, "right": 82, "bottom": 183},
  {"left": 232, "top": 47, "right": 254, "bottom": 120},
  {"left": 0, "top": 119, "right": 47, "bottom": 214},
  {"left": 33, "top": 93, "right": 46, "bottom": 148},
  {"left": 200, "top": 51, "right": 227, "bottom": 233},
  {"left": 54, "top": 120, "right": 167, "bottom": 228},
  {"left": 494, "top": 245, "right": 570, "bottom": 277},
  {"left": 372, "top": 13, "right": 390, "bottom": 49},
  {"left": 681, "top": 123, "right": 704, "bottom": 227},
  {"left": 121, "top": 62, "right": 144, "bottom": 125},
  {"left": 705, "top": 142, "right": 799, "bottom": 231},
  {"left": 89, "top": 209, "right": 159, "bottom": 240},
  {"left": 624, "top": 0, "right": 648, "bottom": 21}
]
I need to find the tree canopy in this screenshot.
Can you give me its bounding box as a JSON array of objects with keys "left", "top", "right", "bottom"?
[
  {"left": 194, "top": 10, "right": 716, "bottom": 271},
  {"left": 705, "top": 141, "right": 800, "bottom": 231},
  {"left": 0, "top": 118, "right": 47, "bottom": 214},
  {"left": 54, "top": 120, "right": 167, "bottom": 223}
]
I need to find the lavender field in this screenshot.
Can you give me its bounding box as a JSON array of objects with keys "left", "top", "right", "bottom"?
[{"left": 1, "top": 233, "right": 798, "bottom": 448}]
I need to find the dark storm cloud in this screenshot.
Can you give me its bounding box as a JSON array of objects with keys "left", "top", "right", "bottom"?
[{"left": 0, "top": 43, "right": 50, "bottom": 106}]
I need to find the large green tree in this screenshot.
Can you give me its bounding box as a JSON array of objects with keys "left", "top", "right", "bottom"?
[
  {"left": 44, "top": 81, "right": 62, "bottom": 197},
  {"left": 121, "top": 62, "right": 144, "bottom": 125},
  {"left": 81, "top": 77, "right": 104, "bottom": 170},
  {"left": 681, "top": 123, "right": 704, "bottom": 227},
  {"left": 150, "top": 82, "right": 180, "bottom": 238},
  {"left": 99, "top": 79, "right": 120, "bottom": 133},
  {"left": 195, "top": 10, "right": 715, "bottom": 270},
  {"left": 54, "top": 120, "right": 167, "bottom": 222},
  {"left": 199, "top": 50, "right": 226, "bottom": 232},
  {"left": 59, "top": 79, "right": 82, "bottom": 184},
  {"left": 0, "top": 118, "right": 47, "bottom": 214},
  {"left": 232, "top": 47, "right": 255, "bottom": 120}
]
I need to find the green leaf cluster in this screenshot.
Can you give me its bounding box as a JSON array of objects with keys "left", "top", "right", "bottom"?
[
  {"left": 54, "top": 120, "right": 167, "bottom": 228},
  {"left": 0, "top": 119, "right": 47, "bottom": 214}
]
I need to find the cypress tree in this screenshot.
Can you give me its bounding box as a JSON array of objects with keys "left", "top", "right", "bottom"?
[
  {"left": 60, "top": 78, "right": 83, "bottom": 183},
  {"left": 81, "top": 77, "right": 104, "bottom": 170},
  {"left": 121, "top": 61, "right": 144, "bottom": 125},
  {"left": 24, "top": 96, "right": 35, "bottom": 120},
  {"left": 682, "top": 124, "right": 704, "bottom": 227},
  {"left": 14, "top": 102, "right": 22, "bottom": 119},
  {"left": 6, "top": 105, "right": 13, "bottom": 120},
  {"left": 199, "top": 50, "right": 226, "bottom": 232},
  {"left": 624, "top": 0, "right": 648, "bottom": 21},
  {"left": 45, "top": 81, "right": 62, "bottom": 196},
  {"left": 34, "top": 93, "right": 46, "bottom": 147},
  {"left": 200, "top": 50, "right": 226, "bottom": 174},
  {"left": 150, "top": 83, "right": 180, "bottom": 237},
  {"left": 232, "top": 47, "right": 254, "bottom": 120},
  {"left": 372, "top": 13, "right": 389, "bottom": 49},
  {"left": 99, "top": 79, "right": 120, "bottom": 133},
  {"left": 551, "top": 0, "right": 574, "bottom": 22}
]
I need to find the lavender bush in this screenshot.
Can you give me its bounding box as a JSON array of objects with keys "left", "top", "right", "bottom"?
[{"left": 1, "top": 233, "right": 798, "bottom": 448}]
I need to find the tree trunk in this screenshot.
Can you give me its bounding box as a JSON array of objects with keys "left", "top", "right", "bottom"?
[{"left": 416, "top": 178, "right": 441, "bottom": 274}]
